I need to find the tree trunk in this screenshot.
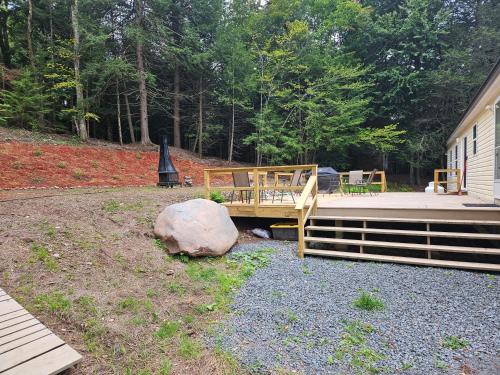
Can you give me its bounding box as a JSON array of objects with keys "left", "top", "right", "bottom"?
[
  {"left": 409, "top": 164, "right": 415, "bottom": 185},
  {"left": 135, "top": 0, "right": 151, "bottom": 145},
  {"left": 27, "top": 0, "right": 34, "bottom": 67},
  {"left": 106, "top": 117, "right": 113, "bottom": 142},
  {"left": 70, "top": 0, "right": 87, "bottom": 141},
  {"left": 173, "top": 60, "right": 181, "bottom": 148},
  {"left": 116, "top": 80, "right": 123, "bottom": 146},
  {"left": 0, "top": 0, "right": 11, "bottom": 68},
  {"left": 228, "top": 77, "right": 235, "bottom": 162},
  {"left": 198, "top": 77, "right": 203, "bottom": 158},
  {"left": 124, "top": 93, "right": 135, "bottom": 143},
  {"left": 382, "top": 153, "right": 389, "bottom": 171}
]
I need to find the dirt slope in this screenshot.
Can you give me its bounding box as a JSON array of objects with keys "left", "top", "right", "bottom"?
[{"left": 0, "top": 127, "right": 235, "bottom": 190}]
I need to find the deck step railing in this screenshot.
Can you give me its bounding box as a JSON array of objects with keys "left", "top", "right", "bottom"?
[
  {"left": 301, "top": 215, "right": 500, "bottom": 271},
  {"left": 434, "top": 168, "right": 461, "bottom": 193}
]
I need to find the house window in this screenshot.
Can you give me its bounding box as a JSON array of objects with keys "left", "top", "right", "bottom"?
[
  {"left": 448, "top": 150, "right": 452, "bottom": 169},
  {"left": 473, "top": 124, "right": 477, "bottom": 154},
  {"left": 455, "top": 145, "right": 458, "bottom": 169}
]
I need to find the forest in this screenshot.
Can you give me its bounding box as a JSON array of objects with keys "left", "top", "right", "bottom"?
[{"left": 0, "top": 0, "right": 498, "bottom": 184}]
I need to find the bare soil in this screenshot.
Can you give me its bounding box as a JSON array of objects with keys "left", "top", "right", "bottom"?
[
  {"left": 0, "top": 126, "right": 235, "bottom": 190},
  {"left": 0, "top": 186, "right": 249, "bottom": 375}
]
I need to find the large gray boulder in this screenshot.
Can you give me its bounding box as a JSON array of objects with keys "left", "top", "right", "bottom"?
[{"left": 154, "top": 198, "right": 238, "bottom": 257}]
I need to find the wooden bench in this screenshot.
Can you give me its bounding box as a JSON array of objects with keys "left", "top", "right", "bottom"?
[{"left": 0, "top": 287, "right": 82, "bottom": 375}]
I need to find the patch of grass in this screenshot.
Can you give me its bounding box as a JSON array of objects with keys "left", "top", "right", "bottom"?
[
  {"left": 34, "top": 291, "right": 71, "bottom": 313},
  {"left": 401, "top": 361, "right": 414, "bottom": 371},
  {"left": 102, "top": 199, "right": 144, "bottom": 213},
  {"left": 326, "top": 355, "right": 334, "bottom": 365},
  {"left": 442, "top": 335, "right": 469, "bottom": 350},
  {"left": 38, "top": 221, "right": 56, "bottom": 237},
  {"left": 166, "top": 281, "right": 186, "bottom": 296},
  {"left": 72, "top": 168, "right": 85, "bottom": 180},
  {"left": 146, "top": 289, "right": 158, "bottom": 298},
  {"left": 353, "top": 290, "right": 385, "bottom": 311},
  {"left": 83, "top": 318, "right": 105, "bottom": 352},
  {"left": 159, "top": 359, "right": 172, "bottom": 375},
  {"left": 179, "top": 335, "right": 202, "bottom": 359},
  {"left": 154, "top": 239, "right": 166, "bottom": 251},
  {"left": 56, "top": 161, "right": 66, "bottom": 168},
  {"left": 90, "top": 160, "right": 99, "bottom": 168},
  {"left": 486, "top": 273, "right": 495, "bottom": 280},
  {"left": 76, "top": 295, "right": 98, "bottom": 316},
  {"left": 334, "top": 320, "right": 384, "bottom": 374},
  {"left": 12, "top": 161, "right": 23, "bottom": 169},
  {"left": 183, "top": 315, "right": 194, "bottom": 324},
  {"left": 434, "top": 356, "right": 447, "bottom": 370},
  {"left": 30, "top": 243, "right": 58, "bottom": 271},
  {"left": 102, "top": 200, "right": 120, "bottom": 212},
  {"left": 185, "top": 263, "right": 218, "bottom": 282},
  {"left": 30, "top": 176, "right": 44, "bottom": 184},
  {"left": 155, "top": 320, "right": 180, "bottom": 340},
  {"left": 32, "top": 148, "right": 43, "bottom": 156},
  {"left": 118, "top": 297, "right": 140, "bottom": 312}
]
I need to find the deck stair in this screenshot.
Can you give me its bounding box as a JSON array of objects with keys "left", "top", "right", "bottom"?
[{"left": 304, "top": 215, "right": 500, "bottom": 272}]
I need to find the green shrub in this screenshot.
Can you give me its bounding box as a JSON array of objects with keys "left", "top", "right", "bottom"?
[{"left": 210, "top": 191, "right": 225, "bottom": 203}]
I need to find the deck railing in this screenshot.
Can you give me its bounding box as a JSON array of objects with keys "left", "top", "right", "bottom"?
[
  {"left": 295, "top": 175, "right": 318, "bottom": 258},
  {"left": 338, "top": 171, "right": 387, "bottom": 192},
  {"left": 203, "top": 164, "right": 318, "bottom": 210},
  {"left": 433, "top": 169, "right": 461, "bottom": 193}
]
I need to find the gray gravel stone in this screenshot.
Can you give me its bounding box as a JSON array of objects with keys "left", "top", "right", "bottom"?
[{"left": 211, "top": 241, "right": 500, "bottom": 374}]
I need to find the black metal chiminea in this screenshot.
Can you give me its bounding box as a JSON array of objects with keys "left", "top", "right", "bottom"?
[{"left": 158, "top": 135, "right": 180, "bottom": 187}]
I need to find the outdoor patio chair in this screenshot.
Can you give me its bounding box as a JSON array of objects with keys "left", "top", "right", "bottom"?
[
  {"left": 356, "top": 169, "right": 378, "bottom": 195},
  {"left": 272, "top": 169, "right": 302, "bottom": 203},
  {"left": 344, "top": 170, "right": 364, "bottom": 194},
  {"left": 230, "top": 171, "right": 252, "bottom": 203}
]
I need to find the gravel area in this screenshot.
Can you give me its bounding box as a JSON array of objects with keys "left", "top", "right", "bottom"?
[{"left": 213, "top": 241, "right": 500, "bottom": 374}]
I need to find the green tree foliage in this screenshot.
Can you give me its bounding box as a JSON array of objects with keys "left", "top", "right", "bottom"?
[
  {"left": 0, "top": 69, "right": 50, "bottom": 129},
  {"left": 0, "top": 0, "right": 497, "bottom": 182}
]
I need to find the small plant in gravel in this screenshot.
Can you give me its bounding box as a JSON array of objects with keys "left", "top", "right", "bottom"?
[
  {"left": 32, "top": 148, "right": 43, "bottom": 156},
  {"left": 30, "top": 243, "right": 58, "bottom": 271},
  {"left": 401, "top": 361, "right": 414, "bottom": 371},
  {"left": 334, "top": 320, "right": 384, "bottom": 374},
  {"left": 433, "top": 356, "right": 448, "bottom": 370},
  {"left": 179, "top": 335, "right": 202, "bottom": 359},
  {"left": 353, "top": 290, "right": 385, "bottom": 311},
  {"left": 56, "top": 161, "right": 66, "bottom": 168},
  {"left": 442, "top": 335, "right": 469, "bottom": 350},
  {"left": 90, "top": 160, "right": 99, "bottom": 168},
  {"left": 155, "top": 321, "right": 180, "bottom": 340}
]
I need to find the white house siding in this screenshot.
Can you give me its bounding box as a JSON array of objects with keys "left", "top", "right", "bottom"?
[{"left": 447, "top": 109, "right": 494, "bottom": 201}]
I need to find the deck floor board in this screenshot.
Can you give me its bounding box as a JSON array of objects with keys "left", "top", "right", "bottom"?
[{"left": 0, "top": 287, "right": 82, "bottom": 374}]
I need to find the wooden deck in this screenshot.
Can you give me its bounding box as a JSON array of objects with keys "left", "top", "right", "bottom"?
[
  {"left": 204, "top": 165, "right": 500, "bottom": 271},
  {"left": 0, "top": 287, "right": 82, "bottom": 375}
]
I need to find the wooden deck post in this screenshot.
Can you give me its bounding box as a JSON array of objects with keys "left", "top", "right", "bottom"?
[
  {"left": 204, "top": 170, "right": 210, "bottom": 199},
  {"left": 253, "top": 168, "right": 259, "bottom": 212},
  {"left": 298, "top": 209, "right": 305, "bottom": 258},
  {"left": 381, "top": 171, "right": 387, "bottom": 193},
  {"left": 456, "top": 169, "right": 461, "bottom": 192},
  {"left": 434, "top": 170, "right": 439, "bottom": 193}
]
